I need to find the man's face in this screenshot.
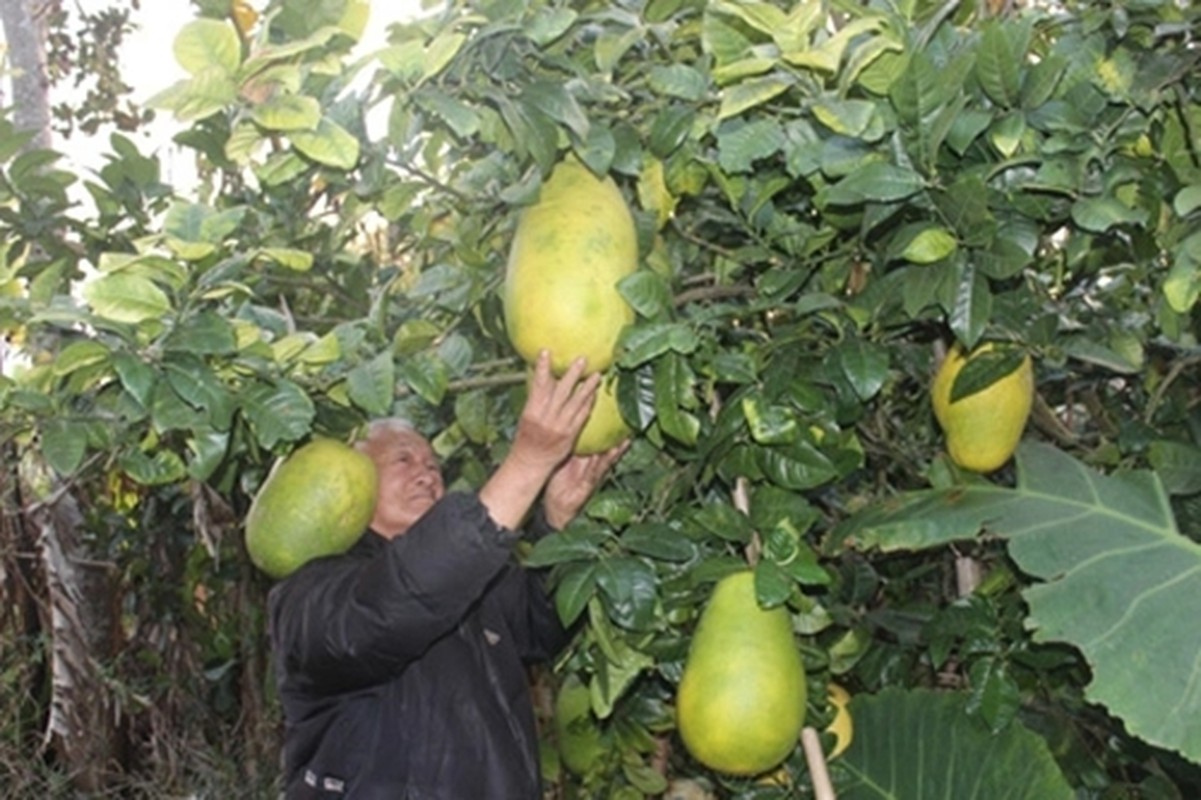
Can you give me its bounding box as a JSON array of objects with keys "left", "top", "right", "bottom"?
[{"left": 363, "top": 428, "right": 445, "bottom": 538}]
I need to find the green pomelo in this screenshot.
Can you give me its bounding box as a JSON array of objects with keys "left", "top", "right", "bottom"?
[
  {"left": 244, "top": 437, "right": 378, "bottom": 579},
  {"left": 574, "top": 373, "right": 630, "bottom": 455},
  {"left": 504, "top": 158, "right": 638, "bottom": 376},
  {"left": 676, "top": 571, "right": 807, "bottom": 776},
  {"left": 554, "top": 675, "right": 607, "bottom": 776}
]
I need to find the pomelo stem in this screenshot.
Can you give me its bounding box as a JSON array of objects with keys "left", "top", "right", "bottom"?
[{"left": 801, "top": 726, "right": 837, "bottom": 800}]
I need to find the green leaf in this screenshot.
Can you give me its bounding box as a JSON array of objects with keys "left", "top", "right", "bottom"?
[
  {"left": 347, "top": 352, "right": 395, "bottom": 416},
  {"left": 288, "top": 117, "right": 360, "bottom": 170},
  {"left": 526, "top": 7, "right": 576, "bottom": 46},
  {"left": 416, "top": 90, "right": 481, "bottom": 140},
  {"left": 257, "top": 247, "right": 314, "bottom": 271},
  {"left": 824, "top": 163, "right": 925, "bottom": 206},
  {"left": 1174, "top": 185, "right": 1201, "bottom": 217},
  {"left": 617, "top": 323, "right": 699, "bottom": 367},
  {"left": 839, "top": 688, "right": 1073, "bottom": 799},
  {"left": 648, "top": 64, "right": 707, "bottom": 101},
  {"left": 120, "top": 448, "right": 188, "bottom": 486},
  {"left": 975, "top": 22, "right": 1025, "bottom": 109},
  {"left": 621, "top": 523, "right": 696, "bottom": 562},
  {"left": 554, "top": 563, "right": 597, "bottom": 627},
  {"left": 41, "top": 418, "right": 88, "bottom": 476},
  {"left": 112, "top": 353, "right": 156, "bottom": 408},
  {"left": 948, "top": 263, "right": 991, "bottom": 349},
  {"left": 526, "top": 529, "right": 610, "bottom": 567},
  {"left": 51, "top": 340, "right": 110, "bottom": 377},
  {"left": 1163, "top": 231, "right": 1201, "bottom": 313},
  {"left": 835, "top": 338, "right": 889, "bottom": 401},
  {"left": 82, "top": 273, "right": 172, "bottom": 324},
  {"left": 756, "top": 440, "right": 838, "bottom": 490},
  {"left": 596, "top": 557, "right": 659, "bottom": 630},
  {"left": 617, "top": 271, "right": 671, "bottom": 320},
  {"left": 423, "top": 32, "right": 466, "bottom": 82},
  {"left": 398, "top": 353, "right": 449, "bottom": 406},
  {"left": 174, "top": 19, "right": 241, "bottom": 76},
  {"left": 715, "top": 118, "right": 786, "bottom": 173},
  {"left": 164, "top": 311, "right": 237, "bottom": 355},
  {"left": 717, "top": 75, "right": 791, "bottom": 121},
  {"left": 833, "top": 443, "right": 1201, "bottom": 764},
  {"left": 742, "top": 396, "right": 798, "bottom": 445},
  {"left": 1148, "top": 440, "right": 1201, "bottom": 496},
  {"left": 522, "top": 81, "right": 589, "bottom": 140},
  {"left": 1071, "top": 196, "right": 1150, "bottom": 233},
  {"left": 250, "top": 94, "right": 321, "bottom": 132},
  {"left": 900, "top": 226, "right": 958, "bottom": 264},
  {"left": 949, "top": 346, "right": 1026, "bottom": 404},
  {"left": 811, "top": 98, "right": 879, "bottom": 138},
  {"left": 240, "top": 380, "right": 316, "bottom": 448}
]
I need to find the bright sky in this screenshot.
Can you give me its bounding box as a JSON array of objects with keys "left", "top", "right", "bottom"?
[{"left": 65, "top": 0, "right": 427, "bottom": 187}]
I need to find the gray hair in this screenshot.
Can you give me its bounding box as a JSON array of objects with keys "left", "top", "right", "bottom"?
[{"left": 356, "top": 417, "right": 418, "bottom": 451}]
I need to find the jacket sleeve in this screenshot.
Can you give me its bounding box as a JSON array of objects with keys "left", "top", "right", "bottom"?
[
  {"left": 268, "top": 492, "right": 517, "bottom": 693},
  {"left": 500, "top": 508, "right": 573, "bottom": 662}
]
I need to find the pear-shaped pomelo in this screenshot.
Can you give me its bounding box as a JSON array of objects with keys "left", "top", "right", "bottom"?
[
  {"left": 245, "top": 438, "right": 378, "bottom": 579},
  {"left": 504, "top": 158, "right": 637, "bottom": 376},
  {"left": 575, "top": 373, "right": 630, "bottom": 455},
  {"left": 931, "top": 342, "right": 1033, "bottom": 473},
  {"left": 676, "top": 571, "right": 807, "bottom": 776}
]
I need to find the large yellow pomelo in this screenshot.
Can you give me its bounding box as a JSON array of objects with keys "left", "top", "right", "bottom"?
[
  {"left": 244, "top": 438, "right": 378, "bottom": 579},
  {"left": 575, "top": 373, "right": 630, "bottom": 455},
  {"left": 931, "top": 342, "right": 1033, "bottom": 473},
  {"left": 677, "top": 571, "right": 807, "bottom": 776},
  {"left": 504, "top": 158, "right": 637, "bottom": 375}
]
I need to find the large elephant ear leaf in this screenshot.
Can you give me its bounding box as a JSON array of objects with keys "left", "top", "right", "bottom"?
[
  {"left": 829, "top": 442, "right": 1201, "bottom": 765},
  {"left": 838, "top": 688, "right": 1073, "bottom": 799}
]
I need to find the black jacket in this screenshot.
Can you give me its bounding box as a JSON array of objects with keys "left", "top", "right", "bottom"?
[{"left": 268, "top": 492, "right": 569, "bottom": 800}]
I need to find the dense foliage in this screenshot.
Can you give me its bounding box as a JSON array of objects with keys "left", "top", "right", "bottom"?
[{"left": 1, "top": 0, "right": 1198, "bottom": 796}]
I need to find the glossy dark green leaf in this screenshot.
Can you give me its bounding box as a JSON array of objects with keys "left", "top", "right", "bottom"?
[
  {"left": 617, "top": 323, "right": 699, "bottom": 367},
  {"left": 741, "top": 396, "right": 798, "bottom": 445},
  {"left": 949, "top": 346, "right": 1026, "bottom": 403},
  {"left": 756, "top": 440, "right": 838, "bottom": 490},
  {"left": 653, "top": 354, "right": 699, "bottom": 446},
  {"left": 621, "top": 523, "right": 695, "bottom": 562},
  {"left": 596, "top": 557, "right": 659, "bottom": 630},
  {"left": 690, "top": 501, "right": 752, "bottom": 544},
  {"left": 836, "top": 338, "right": 889, "bottom": 401},
  {"left": 554, "top": 562, "right": 597, "bottom": 628},
  {"left": 526, "top": 529, "right": 610, "bottom": 567},
  {"left": 948, "top": 263, "right": 991, "bottom": 350}
]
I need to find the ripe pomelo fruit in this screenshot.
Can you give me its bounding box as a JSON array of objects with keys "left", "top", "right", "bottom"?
[
  {"left": 503, "top": 157, "right": 637, "bottom": 376},
  {"left": 245, "top": 437, "right": 378, "bottom": 579},
  {"left": 676, "top": 571, "right": 807, "bottom": 776},
  {"left": 931, "top": 342, "right": 1033, "bottom": 473},
  {"left": 574, "top": 372, "right": 630, "bottom": 455}
]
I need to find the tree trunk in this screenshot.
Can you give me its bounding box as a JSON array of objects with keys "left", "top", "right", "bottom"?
[
  {"left": 32, "top": 483, "right": 124, "bottom": 791},
  {"left": 0, "top": 0, "right": 53, "bottom": 149}
]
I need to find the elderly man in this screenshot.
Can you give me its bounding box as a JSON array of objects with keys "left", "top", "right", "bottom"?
[{"left": 268, "top": 351, "right": 627, "bottom": 799}]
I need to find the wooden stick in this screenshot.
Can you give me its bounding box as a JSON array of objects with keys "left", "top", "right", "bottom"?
[{"left": 801, "top": 726, "right": 837, "bottom": 800}]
